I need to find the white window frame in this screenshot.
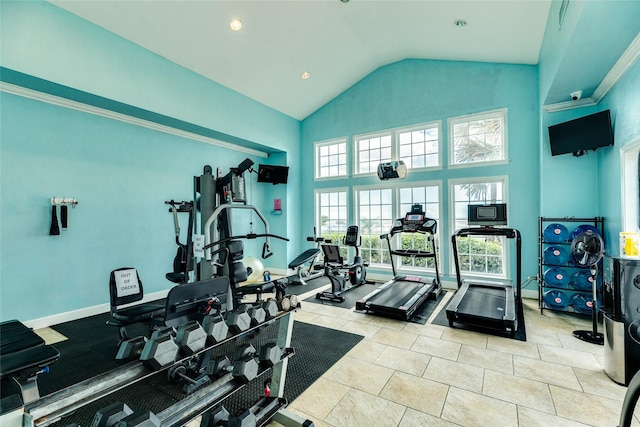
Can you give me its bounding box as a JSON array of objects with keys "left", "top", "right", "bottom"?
[
  {"left": 448, "top": 108, "right": 508, "bottom": 169},
  {"left": 315, "top": 137, "right": 348, "bottom": 180},
  {"left": 621, "top": 138, "right": 640, "bottom": 233},
  {"left": 353, "top": 181, "right": 442, "bottom": 274},
  {"left": 314, "top": 188, "right": 349, "bottom": 243},
  {"left": 353, "top": 131, "right": 393, "bottom": 176},
  {"left": 448, "top": 176, "right": 510, "bottom": 280},
  {"left": 396, "top": 121, "right": 443, "bottom": 171}
]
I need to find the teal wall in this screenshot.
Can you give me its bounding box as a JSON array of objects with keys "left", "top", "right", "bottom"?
[
  {"left": 301, "top": 59, "right": 540, "bottom": 287},
  {"left": 0, "top": 1, "right": 300, "bottom": 322},
  {"left": 597, "top": 59, "right": 640, "bottom": 254}
]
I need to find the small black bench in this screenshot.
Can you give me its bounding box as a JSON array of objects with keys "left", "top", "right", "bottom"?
[{"left": 0, "top": 320, "right": 60, "bottom": 407}]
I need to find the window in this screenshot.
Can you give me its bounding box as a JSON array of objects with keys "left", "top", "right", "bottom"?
[
  {"left": 315, "top": 139, "right": 347, "bottom": 178},
  {"left": 315, "top": 189, "right": 348, "bottom": 245},
  {"left": 356, "top": 188, "right": 393, "bottom": 266},
  {"left": 354, "top": 183, "right": 441, "bottom": 272},
  {"left": 398, "top": 184, "right": 441, "bottom": 270},
  {"left": 450, "top": 177, "right": 508, "bottom": 278},
  {"left": 398, "top": 122, "right": 441, "bottom": 169},
  {"left": 354, "top": 133, "right": 392, "bottom": 174},
  {"left": 449, "top": 108, "right": 507, "bottom": 167}
]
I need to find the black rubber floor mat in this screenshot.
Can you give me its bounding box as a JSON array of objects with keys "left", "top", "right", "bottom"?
[
  {"left": 303, "top": 282, "right": 380, "bottom": 308},
  {"left": 43, "top": 317, "right": 363, "bottom": 426},
  {"left": 431, "top": 298, "right": 527, "bottom": 341},
  {"left": 285, "top": 276, "right": 332, "bottom": 295}
]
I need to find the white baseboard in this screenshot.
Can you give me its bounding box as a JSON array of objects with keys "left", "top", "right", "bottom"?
[{"left": 23, "top": 289, "right": 170, "bottom": 330}]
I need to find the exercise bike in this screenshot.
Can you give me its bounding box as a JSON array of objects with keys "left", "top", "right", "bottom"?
[
  {"left": 316, "top": 225, "right": 369, "bottom": 303},
  {"left": 287, "top": 228, "right": 329, "bottom": 286}
]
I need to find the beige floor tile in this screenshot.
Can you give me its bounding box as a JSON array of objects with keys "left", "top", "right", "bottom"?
[
  {"left": 365, "top": 315, "right": 407, "bottom": 331},
  {"left": 288, "top": 377, "right": 350, "bottom": 420},
  {"left": 574, "top": 367, "right": 627, "bottom": 401},
  {"left": 457, "top": 344, "right": 513, "bottom": 374},
  {"left": 344, "top": 339, "right": 387, "bottom": 363},
  {"left": 557, "top": 333, "right": 606, "bottom": 358},
  {"left": 299, "top": 301, "right": 326, "bottom": 314},
  {"left": 483, "top": 369, "right": 555, "bottom": 414},
  {"left": 374, "top": 345, "right": 431, "bottom": 376},
  {"left": 337, "top": 309, "right": 373, "bottom": 324},
  {"left": 325, "top": 388, "right": 406, "bottom": 427},
  {"left": 441, "top": 327, "right": 488, "bottom": 349},
  {"left": 525, "top": 329, "right": 563, "bottom": 347},
  {"left": 35, "top": 327, "right": 68, "bottom": 344},
  {"left": 538, "top": 344, "right": 602, "bottom": 371},
  {"left": 279, "top": 407, "right": 333, "bottom": 427},
  {"left": 339, "top": 320, "right": 381, "bottom": 338},
  {"left": 379, "top": 371, "right": 448, "bottom": 416},
  {"left": 517, "top": 406, "right": 592, "bottom": 427},
  {"left": 293, "top": 311, "right": 321, "bottom": 324},
  {"left": 398, "top": 408, "right": 461, "bottom": 427},
  {"left": 411, "top": 335, "right": 461, "bottom": 361},
  {"left": 370, "top": 327, "right": 418, "bottom": 349},
  {"left": 328, "top": 356, "right": 395, "bottom": 395},
  {"left": 310, "top": 304, "right": 350, "bottom": 318},
  {"left": 487, "top": 335, "right": 540, "bottom": 359},
  {"left": 550, "top": 384, "right": 624, "bottom": 426},
  {"left": 441, "top": 387, "right": 518, "bottom": 427},
  {"left": 401, "top": 322, "right": 446, "bottom": 339},
  {"left": 309, "top": 314, "right": 349, "bottom": 330},
  {"left": 513, "top": 355, "right": 582, "bottom": 391},
  {"left": 423, "top": 356, "right": 485, "bottom": 393}
]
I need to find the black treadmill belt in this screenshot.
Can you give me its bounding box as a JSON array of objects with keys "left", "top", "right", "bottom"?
[
  {"left": 456, "top": 286, "right": 507, "bottom": 320},
  {"left": 368, "top": 280, "right": 424, "bottom": 307}
]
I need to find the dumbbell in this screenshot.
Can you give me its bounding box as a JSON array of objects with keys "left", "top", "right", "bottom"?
[
  {"left": 201, "top": 314, "right": 229, "bottom": 344},
  {"left": 232, "top": 343, "right": 259, "bottom": 384},
  {"left": 206, "top": 355, "right": 232, "bottom": 378},
  {"left": 200, "top": 406, "right": 229, "bottom": 427},
  {"left": 115, "top": 409, "right": 160, "bottom": 427},
  {"left": 91, "top": 401, "right": 133, "bottom": 427},
  {"left": 247, "top": 305, "right": 266, "bottom": 326},
  {"left": 175, "top": 320, "right": 207, "bottom": 355},
  {"left": 226, "top": 308, "right": 251, "bottom": 334},
  {"left": 228, "top": 409, "right": 256, "bottom": 427},
  {"left": 150, "top": 326, "right": 176, "bottom": 339},
  {"left": 115, "top": 336, "right": 147, "bottom": 362},
  {"left": 167, "top": 363, "right": 211, "bottom": 394},
  {"left": 277, "top": 294, "right": 299, "bottom": 312},
  {"left": 261, "top": 299, "right": 278, "bottom": 319},
  {"left": 258, "top": 342, "right": 283, "bottom": 368},
  {"left": 140, "top": 332, "right": 179, "bottom": 370}
]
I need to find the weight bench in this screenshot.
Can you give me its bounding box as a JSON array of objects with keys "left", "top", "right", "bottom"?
[{"left": 0, "top": 320, "right": 60, "bottom": 405}]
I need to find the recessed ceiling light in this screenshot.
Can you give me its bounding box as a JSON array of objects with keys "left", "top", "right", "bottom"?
[
  {"left": 454, "top": 19, "right": 467, "bottom": 27},
  {"left": 230, "top": 18, "right": 242, "bottom": 31},
  {"left": 301, "top": 72, "right": 311, "bottom": 80}
]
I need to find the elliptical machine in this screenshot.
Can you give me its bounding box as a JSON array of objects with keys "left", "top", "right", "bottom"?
[{"left": 316, "top": 225, "right": 368, "bottom": 303}]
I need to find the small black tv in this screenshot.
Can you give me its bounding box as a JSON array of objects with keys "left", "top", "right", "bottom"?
[
  {"left": 468, "top": 203, "right": 507, "bottom": 226},
  {"left": 257, "top": 164, "right": 289, "bottom": 185},
  {"left": 549, "top": 110, "right": 614, "bottom": 157}
]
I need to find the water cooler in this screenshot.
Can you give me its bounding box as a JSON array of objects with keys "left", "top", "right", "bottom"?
[{"left": 603, "top": 256, "right": 640, "bottom": 385}]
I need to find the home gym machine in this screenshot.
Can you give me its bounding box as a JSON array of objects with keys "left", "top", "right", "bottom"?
[
  {"left": 445, "top": 203, "right": 522, "bottom": 337},
  {"left": 356, "top": 205, "right": 442, "bottom": 320},
  {"left": 287, "top": 228, "right": 329, "bottom": 286},
  {"left": 316, "top": 225, "right": 368, "bottom": 303},
  {"left": 165, "top": 200, "right": 195, "bottom": 284}
]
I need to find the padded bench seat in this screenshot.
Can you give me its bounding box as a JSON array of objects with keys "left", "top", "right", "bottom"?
[{"left": 0, "top": 320, "right": 60, "bottom": 405}]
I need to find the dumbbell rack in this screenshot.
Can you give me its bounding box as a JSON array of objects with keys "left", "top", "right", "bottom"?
[{"left": 22, "top": 311, "right": 299, "bottom": 427}]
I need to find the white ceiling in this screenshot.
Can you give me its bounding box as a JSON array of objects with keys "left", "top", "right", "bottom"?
[{"left": 49, "top": 0, "right": 552, "bottom": 120}]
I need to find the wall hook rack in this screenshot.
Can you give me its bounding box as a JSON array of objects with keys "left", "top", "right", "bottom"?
[{"left": 51, "top": 197, "right": 78, "bottom": 207}]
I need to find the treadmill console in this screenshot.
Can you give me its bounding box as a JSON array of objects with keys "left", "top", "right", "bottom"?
[{"left": 389, "top": 207, "right": 437, "bottom": 235}]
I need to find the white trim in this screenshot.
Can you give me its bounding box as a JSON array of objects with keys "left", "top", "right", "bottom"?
[
  {"left": 23, "top": 289, "right": 170, "bottom": 329},
  {"left": 543, "top": 97, "right": 598, "bottom": 112},
  {"left": 0, "top": 82, "right": 268, "bottom": 158},
  {"left": 621, "top": 138, "right": 640, "bottom": 233},
  {"left": 395, "top": 120, "right": 443, "bottom": 171},
  {"left": 593, "top": 32, "right": 640, "bottom": 103},
  {"left": 314, "top": 137, "right": 349, "bottom": 180},
  {"left": 544, "top": 32, "right": 640, "bottom": 112},
  {"left": 447, "top": 107, "right": 508, "bottom": 168},
  {"left": 353, "top": 130, "right": 394, "bottom": 176}
]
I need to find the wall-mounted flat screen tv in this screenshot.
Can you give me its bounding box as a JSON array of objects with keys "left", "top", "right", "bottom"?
[
  {"left": 548, "top": 110, "right": 614, "bottom": 157},
  {"left": 257, "top": 164, "right": 289, "bottom": 185}
]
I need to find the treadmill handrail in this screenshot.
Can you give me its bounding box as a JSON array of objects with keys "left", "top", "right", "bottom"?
[
  {"left": 389, "top": 248, "right": 438, "bottom": 258},
  {"left": 451, "top": 227, "right": 522, "bottom": 303}
]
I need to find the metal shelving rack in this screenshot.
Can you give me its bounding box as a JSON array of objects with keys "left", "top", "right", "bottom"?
[{"left": 538, "top": 216, "right": 605, "bottom": 315}]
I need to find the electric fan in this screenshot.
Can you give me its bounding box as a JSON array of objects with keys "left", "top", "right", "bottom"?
[{"left": 570, "top": 229, "right": 605, "bottom": 345}]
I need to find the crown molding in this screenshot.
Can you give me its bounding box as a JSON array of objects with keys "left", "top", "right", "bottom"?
[
  {"left": 0, "top": 81, "right": 269, "bottom": 158},
  {"left": 544, "top": 32, "right": 640, "bottom": 113}
]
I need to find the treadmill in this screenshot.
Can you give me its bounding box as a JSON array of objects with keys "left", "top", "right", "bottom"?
[
  {"left": 356, "top": 204, "right": 442, "bottom": 320},
  {"left": 445, "top": 203, "right": 522, "bottom": 337}
]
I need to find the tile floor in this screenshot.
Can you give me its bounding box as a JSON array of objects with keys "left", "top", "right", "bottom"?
[
  {"left": 270, "top": 287, "right": 635, "bottom": 427},
  {"left": 33, "top": 288, "right": 637, "bottom": 427}
]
